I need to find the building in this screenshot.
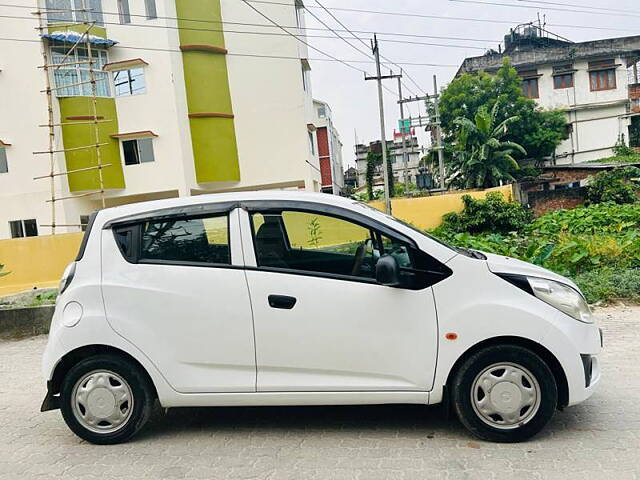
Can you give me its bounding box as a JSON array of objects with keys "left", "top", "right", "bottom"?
[
  {"left": 0, "top": 0, "right": 321, "bottom": 239},
  {"left": 313, "top": 99, "right": 344, "bottom": 195},
  {"left": 458, "top": 24, "right": 640, "bottom": 164},
  {"left": 354, "top": 132, "right": 422, "bottom": 188}
]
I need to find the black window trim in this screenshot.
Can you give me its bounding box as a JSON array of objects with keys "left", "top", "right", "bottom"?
[
  {"left": 246, "top": 202, "right": 451, "bottom": 289},
  {"left": 103, "top": 199, "right": 452, "bottom": 287},
  {"left": 114, "top": 211, "right": 232, "bottom": 268}
]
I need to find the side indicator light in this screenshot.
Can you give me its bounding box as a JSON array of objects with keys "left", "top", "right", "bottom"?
[{"left": 445, "top": 333, "right": 458, "bottom": 341}]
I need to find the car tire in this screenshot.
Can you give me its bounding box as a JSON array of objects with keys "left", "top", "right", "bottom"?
[
  {"left": 60, "top": 354, "right": 154, "bottom": 445},
  {"left": 451, "top": 344, "right": 558, "bottom": 443}
]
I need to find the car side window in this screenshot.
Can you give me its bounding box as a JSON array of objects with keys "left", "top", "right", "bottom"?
[
  {"left": 138, "top": 214, "right": 230, "bottom": 265},
  {"left": 251, "top": 210, "right": 387, "bottom": 280}
]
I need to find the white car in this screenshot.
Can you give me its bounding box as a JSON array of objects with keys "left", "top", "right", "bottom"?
[{"left": 41, "top": 191, "right": 601, "bottom": 444}]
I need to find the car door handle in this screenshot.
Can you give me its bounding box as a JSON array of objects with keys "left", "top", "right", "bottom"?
[{"left": 268, "top": 295, "right": 297, "bottom": 310}]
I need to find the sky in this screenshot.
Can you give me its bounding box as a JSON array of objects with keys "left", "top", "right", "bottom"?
[{"left": 303, "top": 0, "right": 640, "bottom": 168}]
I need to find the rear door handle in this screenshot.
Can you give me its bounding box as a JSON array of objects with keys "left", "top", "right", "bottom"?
[{"left": 268, "top": 295, "right": 297, "bottom": 310}]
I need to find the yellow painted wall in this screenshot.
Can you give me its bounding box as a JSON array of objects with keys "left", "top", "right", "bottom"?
[
  {"left": 0, "top": 233, "right": 83, "bottom": 296},
  {"left": 369, "top": 185, "right": 514, "bottom": 230}
]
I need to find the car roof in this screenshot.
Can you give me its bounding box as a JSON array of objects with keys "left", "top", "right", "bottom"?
[{"left": 98, "top": 191, "right": 364, "bottom": 221}]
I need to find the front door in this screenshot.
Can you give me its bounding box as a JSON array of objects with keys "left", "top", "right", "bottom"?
[
  {"left": 102, "top": 208, "right": 256, "bottom": 393},
  {"left": 242, "top": 207, "right": 442, "bottom": 392}
]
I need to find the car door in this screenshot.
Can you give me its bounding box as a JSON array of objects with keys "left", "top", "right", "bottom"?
[
  {"left": 240, "top": 204, "right": 450, "bottom": 392},
  {"left": 101, "top": 207, "right": 256, "bottom": 393}
]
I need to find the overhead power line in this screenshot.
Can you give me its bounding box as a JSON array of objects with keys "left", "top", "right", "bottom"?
[
  {"left": 313, "top": 0, "right": 426, "bottom": 95},
  {"left": 242, "top": 0, "right": 638, "bottom": 33},
  {"left": 0, "top": 13, "right": 488, "bottom": 51},
  {"left": 506, "top": 0, "right": 640, "bottom": 16},
  {"left": 0, "top": 36, "right": 458, "bottom": 67},
  {"left": 448, "top": 0, "right": 640, "bottom": 19}
]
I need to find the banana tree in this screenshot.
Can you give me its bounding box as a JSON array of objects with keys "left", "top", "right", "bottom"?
[{"left": 449, "top": 103, "right": 526, "bottom": 189}]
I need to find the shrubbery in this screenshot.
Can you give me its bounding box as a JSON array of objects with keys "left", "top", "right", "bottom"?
[
  {"left": 430, "top": 196, "right": 640, "bottom": 303},
  {"left": 586, "top": 166, "right": 640, "bottom": 205},
  {"left": 438, "top": 192, "right": 532, "bottom": 234}
]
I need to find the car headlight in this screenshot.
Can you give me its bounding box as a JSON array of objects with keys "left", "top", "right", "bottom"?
[{"left": 528, "top": 277, "right": 593, "bottom": 323}]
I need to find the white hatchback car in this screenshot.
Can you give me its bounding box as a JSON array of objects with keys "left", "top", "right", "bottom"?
[{"left": 42, "top": 191, "right": 602, "bottom": 444}]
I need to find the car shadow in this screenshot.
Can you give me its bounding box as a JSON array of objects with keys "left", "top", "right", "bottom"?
[{"left": 136, "top": 403, "right": 468, "bottom": 441}]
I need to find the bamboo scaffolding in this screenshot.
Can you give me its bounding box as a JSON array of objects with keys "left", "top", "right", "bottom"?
[{"left": 34, "top": 2, "right": 108, "bottom": 232}]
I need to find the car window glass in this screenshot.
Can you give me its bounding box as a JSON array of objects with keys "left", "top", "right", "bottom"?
[
  {"left": 140, "top": 215, "right": 230, "bottom": 265},
  {"left": 251, "top": 211, "right": 377, "bottom": 279}
]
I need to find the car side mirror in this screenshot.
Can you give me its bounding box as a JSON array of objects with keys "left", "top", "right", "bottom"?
[{"left": 376, "top": 254, "right": 401, "bottom": 287}]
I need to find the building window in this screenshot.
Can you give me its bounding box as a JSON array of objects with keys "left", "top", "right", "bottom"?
[
  {"left": 144, "top": 0, "right": 157, "bottom": 19},
  {"left": 46, "top": 0, "right": 104, "bottom": 26},
  {"left": 117, "top": 0, "right": 131, "bottom": 24},
  {"left": 113, "top": 67, "right": 146, "bottom": 97},
  {"left": 630, "top": 117, "right": 640, "bottom": 148},
  {"left": 123, "top": 138, "right": 155, "bottom": 165},
  {"left": 308, "top": 131, "right": 315, "bottom": 155},
  {"left": 0, "top": 147, "right": 7, "bottom": 174},
  {"left": 521, "top": 78, "right": 539, "bottom": 99},
  {"left": 317, "top": 106, "right": 327, "bottom": 118},
  {"left": 553, "top": 73, "right": 574, "bottom": 89},
  {"left": 590, "top": 69, "right": 617, "bottom": 91},
  {"left": 51, "top": 46, "right": 110, "bottom": 97},
  {"left": 301, "top": 65, "right": 308, "bottom": 91},
  {"left": 9, "top": 219, "right": 38, "bottom": 238}
]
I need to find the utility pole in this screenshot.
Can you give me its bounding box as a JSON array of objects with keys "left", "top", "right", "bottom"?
[
  {"left": 397, "top": 72, "right": 410, "bottom": 195},
  {"left": 432, "top": 75, "right": 446, "bottom": 190},
  {"left": 364, "top": 35, "right": 401, "bottom": 215}
]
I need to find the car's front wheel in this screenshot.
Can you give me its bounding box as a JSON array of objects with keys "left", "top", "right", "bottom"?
[
  {"left": 451, "top": 344, "right": 558, "bottom": 443},
  {"left": 60, "top": 354, "right": 154, "bottom": 444}
]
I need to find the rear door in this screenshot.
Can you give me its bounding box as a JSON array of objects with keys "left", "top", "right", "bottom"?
[{"left": 101, "top": 207, "right": 256, "bottom": 393}]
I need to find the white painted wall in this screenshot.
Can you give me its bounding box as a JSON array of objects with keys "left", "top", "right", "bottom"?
[
  {"left": 0, "top": 0, "right": 322, "bottom": 239},
  {"left": 530, "top": 57, "right": 631, "bottom": 164}
]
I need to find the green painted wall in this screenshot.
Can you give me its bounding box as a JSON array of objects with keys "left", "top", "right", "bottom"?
[
  {"left": 59, "top": 97, "right": 125, "bottom": 192},
  {"left": 175, "top": 0, "right": 240, "bottom": 183}
]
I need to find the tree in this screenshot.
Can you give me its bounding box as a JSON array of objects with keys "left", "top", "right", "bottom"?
[
  {"left": 438, "top": 57, "right": 568, "bottom": 164},
  {"left": 365, "top": 148, "right": 395, "bottom": 200},
  {"left": 449, "top": 103, "right": 526, "bottom": 188}
]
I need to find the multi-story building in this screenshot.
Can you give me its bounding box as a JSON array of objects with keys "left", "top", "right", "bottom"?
[
  {"left": 0, "top": 0, "right": 321, "bottom": 239},
  {"left": 354, "top": 132, "right": 422, "bottom": 188},
  {"left": 312, "top": 99, "right": 344, "bottom": 195},
  {"left": 458, "top": 24, "right": 640, "bottom": 164}
]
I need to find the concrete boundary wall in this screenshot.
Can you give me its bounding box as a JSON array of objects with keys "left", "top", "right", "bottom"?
[{"left": 0, "top": 306, "right": 54, "bottom": 340}]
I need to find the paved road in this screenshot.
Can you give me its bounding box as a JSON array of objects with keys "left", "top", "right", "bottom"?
[{"left": 1, "top": 305, "right": 638, "bottom": 480}]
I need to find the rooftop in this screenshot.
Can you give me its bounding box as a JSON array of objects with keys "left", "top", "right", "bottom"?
[{"left": 458, "top": 28, "right": 640, "bottom": 76}]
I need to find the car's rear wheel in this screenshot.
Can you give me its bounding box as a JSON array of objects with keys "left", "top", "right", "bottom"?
[
  {"left": 60, "top": 354, "right": 154, "bottom": 444},
  {"left": 451, "top": 344, "right": 558, "bottom": 443}
]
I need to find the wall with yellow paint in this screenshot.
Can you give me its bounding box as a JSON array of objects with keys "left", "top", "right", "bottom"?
[
  {"left": 369, "top": 185, "right": 514, "bottom": 230},
  {"left": 0, "top": 233, "right": 83, "bottom": 296}
]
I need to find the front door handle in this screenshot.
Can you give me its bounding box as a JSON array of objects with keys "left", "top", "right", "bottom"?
[{"left": 268, "top": 295, "right": 297, "bottom": 310}]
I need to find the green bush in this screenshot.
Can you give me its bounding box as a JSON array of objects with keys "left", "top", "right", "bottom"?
[
  {"left": 528, "top": 202, "right": 640, "bottom": 235},
  {"left": 574, "top": 268, "right": 640, "bottom": 304},
  {"left": 438, "top": 192, "right": 532, "bottom": 235},
  {"left": 430, "top": 202, "right": 640, "bottom": 301},
  {"left": 586, "top": 166, "right": 640, "bottom": 205}
]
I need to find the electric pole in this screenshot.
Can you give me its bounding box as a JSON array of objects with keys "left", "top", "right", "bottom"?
[
  {"left": 364, "top": 35, "right": 401, "bottom": 215},
  {"left": 432, "top": 75, "right": 446, "bottom": 190},
  {"left": 397, "top": 72, "right": 410, "bottom": 195}
]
